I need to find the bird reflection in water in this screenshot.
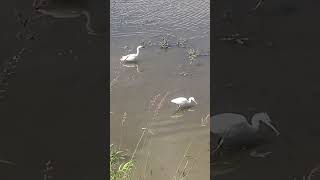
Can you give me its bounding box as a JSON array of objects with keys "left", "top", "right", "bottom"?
[
  {"left": 120, "top": 61, "right": 141, "bottom": 73},
  {"left": 32, "top": 0, "right": 105, "bottom": 35}
]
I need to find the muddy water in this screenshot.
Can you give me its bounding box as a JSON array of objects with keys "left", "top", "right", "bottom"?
[{"left": 110, "top": 0, "right": 210, "bottom": 179}]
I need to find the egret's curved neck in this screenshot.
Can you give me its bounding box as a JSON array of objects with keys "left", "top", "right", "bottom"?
[{"left": 135, "top": 47, "right": 141, "bottom": 56}]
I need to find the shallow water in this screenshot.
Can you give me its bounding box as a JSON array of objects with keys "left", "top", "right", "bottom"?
[{"left": 110, "top": 0, "right": 210, "bottom": 179}]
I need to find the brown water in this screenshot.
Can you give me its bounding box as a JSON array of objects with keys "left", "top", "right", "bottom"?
[{"left": 110, "top": 0, "right": 210, "bottom": 179}]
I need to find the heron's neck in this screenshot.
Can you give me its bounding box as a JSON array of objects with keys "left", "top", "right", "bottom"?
[
  {"left": 251, "top": 119, "right": 260, "bottom": 131},
  {"left": 135, "top": 47, "right": 141, "bottom": 56}
]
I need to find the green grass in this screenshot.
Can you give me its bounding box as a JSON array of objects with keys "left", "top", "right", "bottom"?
[{"left": 110, "top": 144, "right": 135, "bottom": 180}]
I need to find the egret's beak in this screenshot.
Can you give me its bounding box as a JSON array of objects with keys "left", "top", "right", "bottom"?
[
  {"left": 193, "top": 99, "right": 198, "bottom": 104},
  {"left": 264, "top": 121, "right": 280, "bottom": 136}
]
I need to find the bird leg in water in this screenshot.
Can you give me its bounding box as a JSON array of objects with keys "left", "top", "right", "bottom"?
[
  {"left": 212, "top": 137, "right": 224, "bottom": 153},
  {"left": 135, "top": 64, "right": 141, "bottom": 73},
  {"left": 120, "top": 62, "right": 141, "bottom": 73}
]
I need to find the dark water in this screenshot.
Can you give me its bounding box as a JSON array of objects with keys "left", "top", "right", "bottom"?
[
  {"left": 212, "top": 0, "right": 320, "bottom": 179},
  {"left": 111, "top": 0, "right": 210, "bottom": 179},
  {"left": 0, "top": 1, "right": 106, "bottom": 179}
]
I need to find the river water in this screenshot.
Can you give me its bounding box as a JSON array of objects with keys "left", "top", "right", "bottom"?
[{"left": 110, "top": 0, "right": 210, "bottom": 179}]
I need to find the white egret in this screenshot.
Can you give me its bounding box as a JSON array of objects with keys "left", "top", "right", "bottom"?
[
  {"left": 170, "top": 97, "right": 197, "bottom": 110},
  {"left": 120, "top": 46, "right": 143, "bottom": 62},
  {"left": 211, "top": 112, "right": 280, "bottom": 152}
]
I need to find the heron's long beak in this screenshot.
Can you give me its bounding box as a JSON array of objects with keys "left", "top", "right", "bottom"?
[
  {"left": 193, "top": 99, "right": 198, "bottom": 104},
  {"left": 264, "top": 121, "right": 280, "bottom": 136}
]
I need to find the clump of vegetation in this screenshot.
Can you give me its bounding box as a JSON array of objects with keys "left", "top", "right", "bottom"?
[
  {"left": 159, "top": 36, "right": 169, "bottom": 49},
  {"left": 186, "top": 48, "right": 200, "bottom": 64},
  {"left": 176, "top": 37, "right": 187, "bottom": 48},
  {"left": 110, "top": 144, "right": 135, "bottom": 180}
]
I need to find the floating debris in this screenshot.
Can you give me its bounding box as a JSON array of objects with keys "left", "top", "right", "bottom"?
[
  {"left": 178, "top": 72, "right": 190, "bottom": 77},
  {"left": 249, "top": 150, "right": 272, "bottom": 158}
]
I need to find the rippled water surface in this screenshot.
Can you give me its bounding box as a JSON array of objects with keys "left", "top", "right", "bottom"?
[{"left": 110, "top": 0, "right": 210, "bottom": 180}]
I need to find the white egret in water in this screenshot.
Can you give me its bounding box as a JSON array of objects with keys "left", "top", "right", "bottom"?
[
  {"left": 120, "top": 46, "right": 143, "bottom": 62},
  {"left": 171, "top": 97, "right": 197, "bottom": 109},
  {"left": 210, "top": 112, "right": 280, "bottom": 155}
]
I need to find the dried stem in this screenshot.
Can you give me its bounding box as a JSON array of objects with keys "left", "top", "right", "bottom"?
[{"left": 173, "top": 140, "right": 193, "bottom": 180}]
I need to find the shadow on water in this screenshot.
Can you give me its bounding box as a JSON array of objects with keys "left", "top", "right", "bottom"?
[
  {"left": 213, "top": 0, "right": 320, "bottom": 179},
  {"left": 0, "top": 0, "right": 106, "bottom": 179},
  {"left": 111, "top": 0, "right": 210, "bottom": 179}
]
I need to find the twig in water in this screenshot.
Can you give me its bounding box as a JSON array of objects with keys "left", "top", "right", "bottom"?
[
  {"left": 152, "top": 91, "right": 170, "bottom": 121},
  {"left": 130, "top": 128, "right": 147, "bottom": 161},
  {"left": 201, "top": 113, "right": 210, "bottom": 127},
  {"left": 148, "top": 93, "right": 161, "bottom": 112},
  {"left": 143, "top": 146, "right": 152, "bottom": 180},
  {"left": 119, "top": 112, "right": 127, "bottom": 150},
  {"left": 184, "top": 148, "right": 204, "bottom": 178},
  {"left": 173, "top": 140, "right": 193, "bottom": 180}
]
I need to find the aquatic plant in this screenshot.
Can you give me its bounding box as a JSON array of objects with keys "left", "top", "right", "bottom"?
[
  {"left": 186, "top": 48, "right": 200, "bottom": 64},
  {"left": 159, "top": 36, "right": 169, "bottom": 49},
  {"left": 176, "top": 37, "right": 187, "bottom": 48},
  {"left": 110, "top": 144, "right": 135, "bottom": 180}
]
